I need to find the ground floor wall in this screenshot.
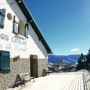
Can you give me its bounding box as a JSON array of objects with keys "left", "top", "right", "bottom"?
[
  {"left": 0, "top": 58, "right": 30, "bottom": 90},
  {"left": 38, "top": 59, "right": 48, "bottom": 77},
  {"left": 0, "top": 57, "right": 48, "bottom": 90}
]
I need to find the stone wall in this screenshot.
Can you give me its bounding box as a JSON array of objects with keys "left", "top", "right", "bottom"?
[
  {"left": 38, "top": 59, "right": 48, "bottom": 77},
  {"left": 0, "top": 58, "right": 30, "bottom": 90},
  {"left": 0, "top": 58, "right": 48, "bottom": 90}
]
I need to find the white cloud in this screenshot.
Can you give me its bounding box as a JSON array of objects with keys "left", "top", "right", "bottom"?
[{"left": 70, "top": 48, "right": 80, "bottom": 52}]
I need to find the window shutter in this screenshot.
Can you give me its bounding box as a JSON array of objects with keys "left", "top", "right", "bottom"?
[
  {"left": 0, "top": 9, "right": 6, "bottom": 28},
  {"left": 0, "top": 51, "right": 10, "bottom": 73},
  {"left": 13, "top": 16, "right": 19, "bottom": 34},
  {"left": 25, "top": 23, "right": 29, "bottom": 38}
]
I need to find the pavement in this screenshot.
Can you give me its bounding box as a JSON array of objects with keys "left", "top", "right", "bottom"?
[{"left": 7, "top": 70, "right": 90, "bottom": 90}]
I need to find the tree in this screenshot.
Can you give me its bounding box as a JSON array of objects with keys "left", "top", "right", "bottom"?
[
  {"left": 76, "top": 53, "right": 88, "bottom": 70},
  {"left": 86, "top": 49, "right": 90, "bottom": 63}
]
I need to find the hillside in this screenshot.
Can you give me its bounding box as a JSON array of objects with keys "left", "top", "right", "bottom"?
[{"left": 48, "top": 54, "right": 80, "bottom": 64}]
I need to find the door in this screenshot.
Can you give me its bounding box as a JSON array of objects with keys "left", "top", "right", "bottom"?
[{"left": 30, "top": 55, "right": 38, "bottom": 77}]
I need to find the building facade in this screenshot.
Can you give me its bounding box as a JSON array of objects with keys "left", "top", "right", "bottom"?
[{"left": 0, "top": 0, "right": 52, "bottom": 90}]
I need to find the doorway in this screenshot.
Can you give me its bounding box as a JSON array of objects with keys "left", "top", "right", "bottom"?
[{"left": 30, "top": 55, "right": 38, "bottom": 77}]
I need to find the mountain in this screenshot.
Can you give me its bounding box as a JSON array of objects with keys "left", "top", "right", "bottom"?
[{"left": 48, "top": 54, "right": 80, "bottom": 64}]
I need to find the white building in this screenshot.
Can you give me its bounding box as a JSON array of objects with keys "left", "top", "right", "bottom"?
[{"left": 0, "top": 0, "right": 52, "bottom": 90}]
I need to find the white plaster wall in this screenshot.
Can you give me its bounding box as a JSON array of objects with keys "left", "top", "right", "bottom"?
[{"left": 0, "top": 0, "right": 48, "bottom": 59}]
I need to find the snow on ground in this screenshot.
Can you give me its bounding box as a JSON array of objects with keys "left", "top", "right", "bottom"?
[{"left": 7, "top": 70, "right": 90, "bottom": 90}]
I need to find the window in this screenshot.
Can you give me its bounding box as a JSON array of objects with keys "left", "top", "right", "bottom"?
[
  {"left": 0, "top": 9, "right": 6, "bottom": 28},
  {"left": 13, "top": 16, "right": 29, "bottom": 38}
]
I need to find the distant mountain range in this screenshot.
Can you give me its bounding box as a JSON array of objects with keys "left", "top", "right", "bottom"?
[{"left": 48, "top": 54, "right": 80, "bottom": 64}]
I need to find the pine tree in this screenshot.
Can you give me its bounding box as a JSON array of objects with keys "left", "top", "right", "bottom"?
[
  {"left": 86, "top": 49, "right": 90, "bottom": 63},
  {"left": 76, "top": 53, "right": 88, "bottom": 70},
  {"left": 76, "top": 53, "right": 84, "bottom": 70}
]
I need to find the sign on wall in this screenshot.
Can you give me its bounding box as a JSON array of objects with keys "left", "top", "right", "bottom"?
[{"left": 0, "top": 33, "right": 27, "bottom": 52}]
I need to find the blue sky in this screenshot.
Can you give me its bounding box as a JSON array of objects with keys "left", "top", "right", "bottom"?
[{"left": 24, "top": 0, "right": 90, "bottom": 55}]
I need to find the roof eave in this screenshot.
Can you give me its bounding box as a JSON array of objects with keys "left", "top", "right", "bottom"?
[{"left": 15, "top": 0, "right": 52, "bottom": 54}]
